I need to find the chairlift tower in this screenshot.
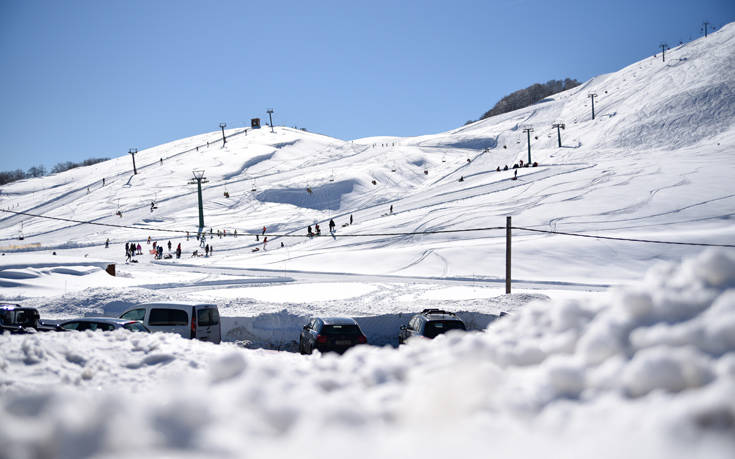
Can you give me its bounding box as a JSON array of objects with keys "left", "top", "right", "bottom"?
[
  {"left": 659, "top": 43, "right": 669, "bottom": 62},
  {"left": 552, "top": 122, "right": 565, "bottom": 148},
  {"left": 129, "top": 148, "right": 138, "bottom": 175},
  {"left": 588, "top": 93, "right": 598, "bottom": 120},
  {"left": 219, "top": 123, "right": 227, "bottom": 145},
  {"left": 522, "top": 126, "right": 534, "bottom": 165},
  {"left": 266, "top": 108, "right": 275, "bottom": 133},
  {"left": 188, "top": 169, "right": 209, "bottom": 232}
]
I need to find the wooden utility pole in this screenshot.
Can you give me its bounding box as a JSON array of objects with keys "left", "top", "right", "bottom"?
[{"left": 506, "top": 216, "right": 511, "bottom": 294}]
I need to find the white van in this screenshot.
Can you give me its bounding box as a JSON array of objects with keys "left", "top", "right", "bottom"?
[{"left": 119, "top": 303, "right": 221, "bottom": 344}]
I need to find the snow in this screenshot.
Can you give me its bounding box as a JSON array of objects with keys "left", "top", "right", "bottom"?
[
  {"left": 1, "top": 249, "right": 735, "bottom": 458},
  {"left": 1, "top": 21, "right": 735, "bottom": 459}
]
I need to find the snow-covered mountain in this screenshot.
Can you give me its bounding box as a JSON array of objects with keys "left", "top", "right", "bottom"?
[{"left": 1, "top": 21, "right": 734, "bottom": 459}]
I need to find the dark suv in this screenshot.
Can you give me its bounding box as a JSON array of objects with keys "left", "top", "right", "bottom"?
[
  {"left": 0, "top": 304, "right": 41, "bottom": 334},
  {"left": 299, "top": 317, "right": 368, "bottom": 355},
  {"left": 398, "top": 309, "right": 467, "bottom": 344}
]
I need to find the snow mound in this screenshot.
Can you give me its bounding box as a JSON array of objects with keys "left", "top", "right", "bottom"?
[
  {"left": 1, "top": 249, "right": 734, "bottom": 458},
  {"left": 256, "top": 179, "right": 357, "bottom": 211}
]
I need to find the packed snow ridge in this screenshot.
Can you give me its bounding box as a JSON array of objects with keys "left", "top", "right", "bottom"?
[{"left": 1, "top": 250, "right": 735, "bottom": 458}]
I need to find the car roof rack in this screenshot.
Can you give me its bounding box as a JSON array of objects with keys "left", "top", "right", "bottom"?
[{"left": 421, "top": 308, "right": 456, "bottom": 316}]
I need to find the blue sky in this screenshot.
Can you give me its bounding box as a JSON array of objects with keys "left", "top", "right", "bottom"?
[{"left": 1, "top": 0, "right": 733, "bottom": 172}]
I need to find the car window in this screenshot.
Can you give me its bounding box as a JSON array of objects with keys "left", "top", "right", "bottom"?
[
  {"left": 97, "top": 323, "right": 116, "bottom": 332},
  {"left": 76, "top": 322, "right": 94, "bottom": 331},
  {"left": 120, "top": 308, "right": 146, "bottom": 321},
  {"left": 149, "top": 308, "right": 188, "bottom": 326},
  {"left": 62, "top": 321, "right": 80, "bottom": 330},
  {"left": 322, "top": 324, "right": 361, "bottom": 335},
  {"left": 424, "top": 320, "right": 466, "bottom": 338},
  {"left": 197, "top": 308, "right": 220, "bottom": 326},
  {"left": 123, "top": 322, "right": 149, "bottom": 332}
]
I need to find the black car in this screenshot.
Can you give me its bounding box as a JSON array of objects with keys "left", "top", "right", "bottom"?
[
  {"left": 0, "top": 304, "right": 41, "bottom": 334},
  {"left": 299, "top": 317, "right": 367, "bottom": 355},
  {"left": 56, "top": 317, "right": 151, "bottom": 333},
  {"left": 398, "top": 309, "right": 467, "bottom": 344}
]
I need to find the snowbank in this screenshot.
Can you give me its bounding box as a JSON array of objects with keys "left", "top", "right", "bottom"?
[{"left": 1, "top": 249, "right": 734, "bottom": 458}]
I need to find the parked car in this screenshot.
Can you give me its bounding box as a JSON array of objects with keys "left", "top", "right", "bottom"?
[
  {"left": 299, "top": 317, "right": 367, "bottom": 355},
  {"left": 56, "top": 317, "right": 150, "bottom": 332},
  {"left": 119, "top": 303, "right": 221, "bottom": 343},
  {"left": 1, "top": 304, "right": 41, "bottom": 334},
  {"left": 398, "top": 309, "right": 467, "bottom": 344}
]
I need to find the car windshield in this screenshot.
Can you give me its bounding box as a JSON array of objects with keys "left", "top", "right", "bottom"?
[
  {"left": 424, "top": 320, "right": 466, "bottom": 338},
  {"left": 322, "top": 324, "right": 361, "bottom": 335},
  {"left": 123, "top": 322, "right": 150, "bottom": 332}
]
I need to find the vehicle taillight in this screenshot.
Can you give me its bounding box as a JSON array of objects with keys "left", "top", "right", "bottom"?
[
  {"left": 190, "top": 313, "right": 196, "bottom": 339},
  {"left": 358, "top": 335, "right": 367, "bottom": 344},
  {"left": 316, "top": 334, "right": 327, "bottom": 344}
]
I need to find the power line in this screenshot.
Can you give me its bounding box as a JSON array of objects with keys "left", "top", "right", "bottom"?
[
  {"left": 2, "top": 208, "right": 734, "bottom": 248},
  {"left": 512, "top": 226, "right": 735, "bottom": 248}
]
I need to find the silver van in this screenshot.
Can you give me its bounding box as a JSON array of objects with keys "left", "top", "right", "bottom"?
[{"left": 119, "top": 303, "right": 221, "bottom": 343}]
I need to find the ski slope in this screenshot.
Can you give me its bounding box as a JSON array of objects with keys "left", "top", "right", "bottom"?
[{"left": 1, "top": 21, "right": 735, "bottom": 459}]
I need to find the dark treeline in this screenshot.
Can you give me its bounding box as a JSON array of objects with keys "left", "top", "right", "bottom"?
[
  {"left": 0, "top": 157, "right": 109, "bottom": 186},
  {"left": 467, "top": 78, "right": 581, "bottom": 125}
]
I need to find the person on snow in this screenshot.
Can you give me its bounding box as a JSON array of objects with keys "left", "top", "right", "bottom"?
[
  {"left": 262, "top": 226, "right": 267, "bottom": 235},
  {"left": 105, "top": 238, "right": 110, "bottom": 248},
  {"left": 125, "top": 244, "right": 131, "bottom": 262},
  {"left": 167, "top": 240, "right": 172, "bottom": 251},
  {"left": 137, "top": 243, "right": 142, "bottom": 255},
  {"left": 307, "top": 226, "right": 313, "bottom": 238},
  {"left": 329, "top": 219, "right": 336, "bottom": 233},
  {"left": 200, "top": 234, "right": 206, "bottom": 248},
  {"left": 315, "top": 224, "right": 321, "bottom": 236},
  {"left": 350, "top": 214, "right": 353, "bottom": 225},
  {"left": 263, "top": 236, "right": 267, "bottom": 251},
  {"left": 390, "top": 205, "right": 393, "bottom": 214},
  {"left": 176, "top": 243, "right": 182, "bottom": 259},
  {"left": 209, "top": 245, "right": 213, "bottom": 255}
]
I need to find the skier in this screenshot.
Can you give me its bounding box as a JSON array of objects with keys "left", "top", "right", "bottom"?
[
  {"left": 125, "top": 243, "right": 131, "bottom": 262},
  {"left": 262, "top": 226, "right": 267, "bottom": 235},
  {"left": 105, "top": 238, "right": 110, "bottom": 248},
  {"left": 186, "top": 231, "right": 189, "bottom": 241},
  {"left": 329, "top": 219, "right": 336, "bottom": 233},
  {"left": 350, "top": 214, "right": 353, "bottom": 225},
  {"left": 147, "top": 236, "right": 151, "bottom": 245},
  {"left": 205, "top": 244, "right": 210, "bottom": 256},
  {"left": 137, "top": 243, "right": 142, "bottom": 255},
  {"left": 209, "top": 245, "right": 213, "bottom": 255},
  {"left": 389, "top": 205, "right": 393, "bottom": 214},
  {"left": 167, "top": 241, "right": 172, "bottom": 251},
  {"left": 315, "top": 224, "right": 321, "bottom": 236},
  {"left": 263, "top": 236, "right": 267, "bottom": 251},
  {"left": 102, "top": 178, "right": 105, "bottom": 186},
  {"left": 307, "top": 226, "right": 313, "bottom": 238},
  {"left": 176, "top": 243, "right": 182, "bottom": 259},
  {"left": 200, "top": 234, "right": 206, "bottom": 248},
  {"left": 234, "top": 229, "right": 237, "bottom": 238}
]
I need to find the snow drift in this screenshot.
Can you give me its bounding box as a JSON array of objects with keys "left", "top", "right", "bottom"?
[{"left": 1, "top": 250, "right": 734, "bottom": 458}]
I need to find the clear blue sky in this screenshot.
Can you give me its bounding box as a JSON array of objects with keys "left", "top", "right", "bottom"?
[{"left": 1, "top": 0, "right": 733, "bottom": 172}]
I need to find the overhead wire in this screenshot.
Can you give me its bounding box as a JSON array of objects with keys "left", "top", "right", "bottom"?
[{"left": 1, "top": 208, "right": 734, "bottom": 248}]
